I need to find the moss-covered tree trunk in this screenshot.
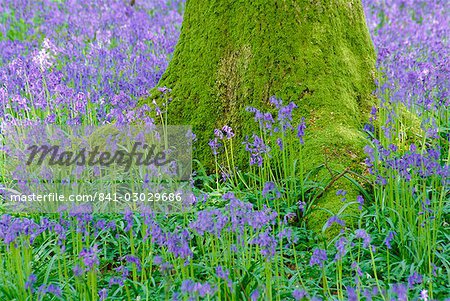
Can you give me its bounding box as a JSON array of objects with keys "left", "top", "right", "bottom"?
[{"left": 150, "top": 0, "right": 376, "bottom": 230}]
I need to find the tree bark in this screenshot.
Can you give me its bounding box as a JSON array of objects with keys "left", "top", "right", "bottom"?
[{"left": 149, "top": 0, "right": 376, "bottom": 230}]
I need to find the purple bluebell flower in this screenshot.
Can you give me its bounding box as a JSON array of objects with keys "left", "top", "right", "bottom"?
[
  {"left": 263, "top": 113, "right": 275, "bottom": 131},
  {"left": 310, "top": 248, "right": 327, "bottom": 268},
  {"left": 244, "top": 134, "right": 269, "bottom": 167},
  {"left": 347, "top": 287, "right": 358, "bottom": 301},
  {"left": 293, "top": 289, "right": 307, "bottom": 300},
  {"left": 25, "top": 274, "right": 37, "bottom": 290},
  {"left": 158, "top": 87, "right": 171, "bottom": 94},
  {"left": 262, "top": 181, "right": 281, "bottom": 199},
  {"left": 189, "top": 209, "right": 228, "bottom": 237},
  {"left": 79, "top": 244, "right": 100, "bottom": 271},
  {"left": 356, "top": 195, "right": 364, "bottom": 210},
  {"left": 123, "top": 255, "right": 142, "bottom": 271},
  {"left": 355, "top": 229, "right": 371, "bottom": 248},
  {"left": 298, "top": 201, "right": 306, "bottom": 213},
  {"left": 351, "top": 261, "right": 363, "bottom": 277},
  {"left": 420, "top": 289, "right": 428, "bottom": 301},
  {"left": 363, "top": 123, "right": 375, "bottom": 134},
  {"left": 45, "top": 114, "right": 56, "bottom": 123},
  {"left": 216, "top": 266, "right": 232, "bottom": 288},
  {"left": 166, "top": 229, "right": 193, "bottom": 259},
  {"left": 181, "top": 280, "right": 215, "bottom": 297},
  {"left": 296, "top": 117, "right": 306, "bottom": 145},
  {"left": 250, "top": 230, "right": 278, "bottom": 258},
  {"left": 392, "top": 284, "right": 408, "bottom": 301},
  {"left": 370, "top": 106, "right": 377, "bottom": 121},
  {"left": 221, "top": 171, "right": 231, "bottom": 182},
  {"left": 37, "top": 284, "right": 62, "bottom": 297},
  {"left": 384, "top": 231, "right": 396, "bottom": 249},
  {"left": 277, "top": 101, "right": 298, "bottom": 131},
  {"left": 73, "top": 265, "right": 83, "bottom": 276},
  {"left": 250, "top": 289, "right": 260, "bottom": 301},
  {"left": 222, "top": 125, "right": 235, "bottom": 139},
  {"left": 115, "top": 265, "right": 130, "bottom": 279},
  {"left": 270, "top": 96, "right": 282, "bottom": 108},
  {"left": 408, "top": 271, "right": 423, "bottom": 288},
  {"left": 197, "top": 282, "right": 214, "bottom": 297},
  {"left": 363, "top": 288, "right": 373, "bottom": 301},
  {"left": 123, "top": 208, "right": 134, "bottom": 232},
  {"left": 208, "top": 138, "right": 221, "bottom": 155},
  {"left": 276, "top": 137, "right": 283, "bottom": 150},
  {"left": 325, "top": 216, "right": 345, "bottom": 229},
  {"left": 214, "top": 128, "right": 224, "bottom": 139},
  {"left": 109, "top": 276, "right": 124, "bottom": 287},
  {"left": 47, "top": 284, "right": 62, "bottom": 297},
  {"left": 336, "top": 189, "right": 347, "bottom": 201},
  {"left": 99, "top": 288, "right": 108, "bottom": 301},
  {"left": 153, "top": 255, "right": 163, "bottom": 265},
  {"left": 334, "top": 237, "right": 348, "bottom": 261},
  {"left": 336, "top": 190, "right": 347, "bottom": 196}
]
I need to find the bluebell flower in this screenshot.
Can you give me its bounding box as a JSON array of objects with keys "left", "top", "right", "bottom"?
[
  {"left": 293, "top": 289, "right": 307, "bottom": 300},
  {"left": 310, "top": 248, "right": 327, "bottom": 268},
  {"left": 355, "top": 229, "right": 371, "bottom": 248}
]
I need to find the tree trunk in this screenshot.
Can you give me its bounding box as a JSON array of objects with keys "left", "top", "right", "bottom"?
[{"left": 149, "top": 0, "right": 376, "bottom": 230}]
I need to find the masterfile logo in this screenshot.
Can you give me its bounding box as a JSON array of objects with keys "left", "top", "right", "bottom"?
[{"left": 0, "top": 122, "right": 193, "bottom": 213}]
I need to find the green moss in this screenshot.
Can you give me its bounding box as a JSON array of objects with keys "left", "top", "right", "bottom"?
[{"left": 142, "top": 0, "right": 376, "bottom": 232}]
